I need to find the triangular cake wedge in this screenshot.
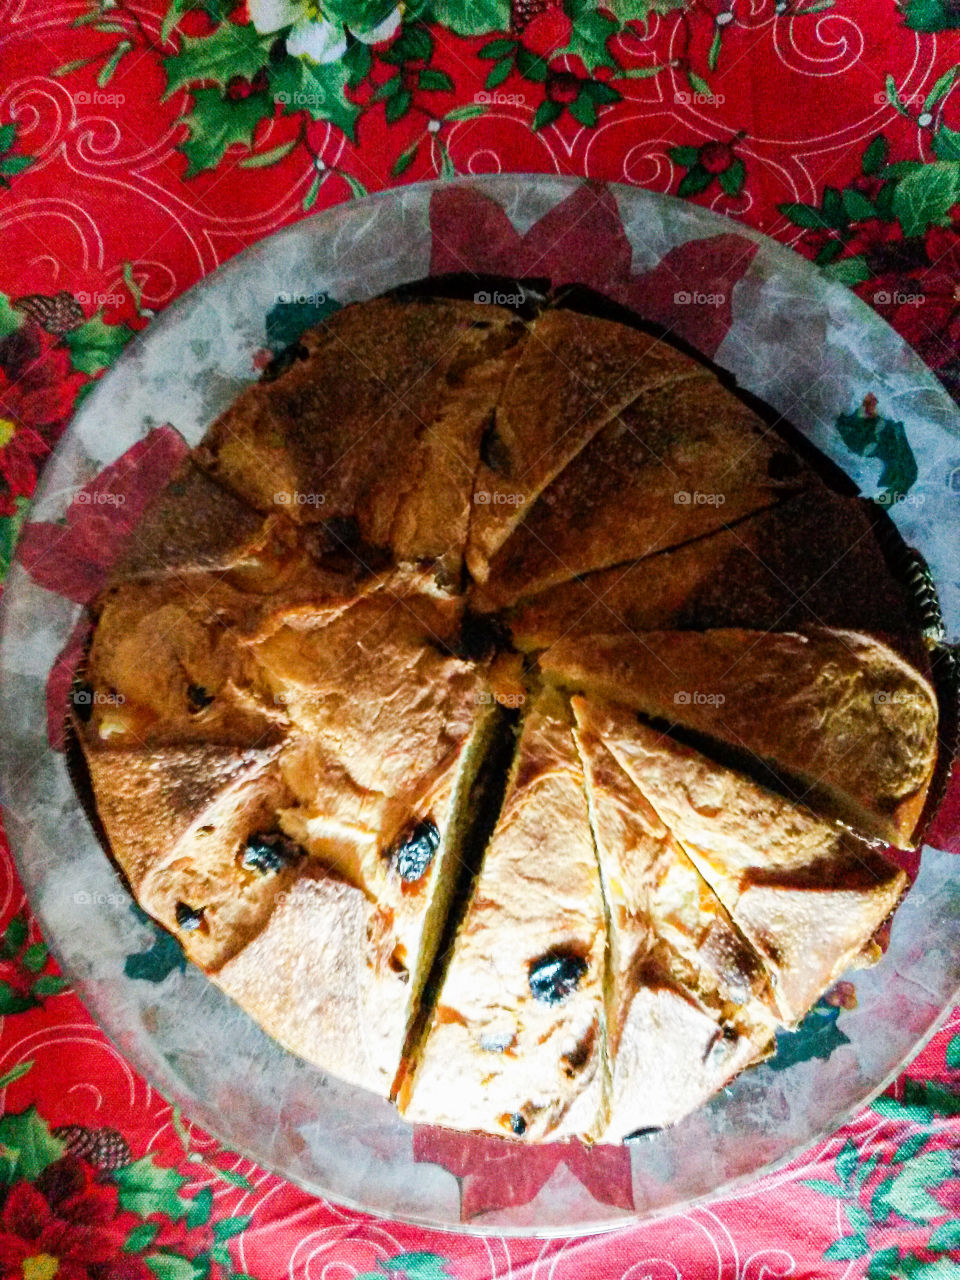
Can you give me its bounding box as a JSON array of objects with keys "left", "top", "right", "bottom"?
[
  {"left": 573, "top": 698, "right": 907, "bottom": 1026},
  {"left": 548, "top": 629, "right": 938, "bottom": 848},
  {"left": 572, "top": 705, "right": 778, "bottom": 1139},
  {"left": 466, "top": 309, "right": 695, "bottom": 582},
  {"left": 507, "top": 492, "right": 924, "bottom": 654},
  {"left": 398, "top": 688, "right": 608, "bottom": 1141},
  {"left": 81, "top": 579, "right": 288, "bottom": 748},
  {"left": 113, "top": 456, "right": 395, "bottom": 605},
  {"left": 480, "top": 374, "right": 819, "bottom": 607},
  {"left": 112, "top": 458, "right": 275, "bottom": 582},
  {"left": 247, "top": 573, "right": 484, "bottom": 796},
  {"left": 215, "top": 696, "right": 503, "bottom": 1098},
  {"left": 195, "top": 297, "right": 519, "bottom": 576},
  {"left": 80, "top": 740, "right": 291, "bottom": 972}
]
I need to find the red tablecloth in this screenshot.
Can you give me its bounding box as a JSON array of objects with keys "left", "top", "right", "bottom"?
[{"left": 3, "top": 1, "right": 960, "bottom": 1274}]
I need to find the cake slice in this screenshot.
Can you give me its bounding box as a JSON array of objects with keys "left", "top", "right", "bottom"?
[
  {"left": 214, "top": 695, "right": 503, "bottom": 1098},
  {"left": 398, "top": 687, "right": 608, "bottom": 1141},
  {"left": 111, "top": 457, "right": 278, "bottom": 583},
  {"left": 246, "top": 573, "right": 483, "bottom": 795},
  {"left": 80, "top": 740, "right": 292, "bottom": 972},
  {"left": 195, "top": 297, "right": 519, "bottom": 576},
  {"left": 507, "top": 492, "right": 923, "bottom": 653},
  {"left": 480, "top": 373, "right": 818, "bottom": 606},
  {"left": 572, "top": 703, "right": 778, "bottom": 1139},
  {"left": 573, "top": 698, "right": 907, "bottom": 1026},
  {"left": 81, "top": 579, "right": 287, "bottom": 748},
  {"left": 466, "top": 309, "right": 695, "bottom": 582},
  {"left": 546, "top": 629, "right": 938, "bottom": 848}
]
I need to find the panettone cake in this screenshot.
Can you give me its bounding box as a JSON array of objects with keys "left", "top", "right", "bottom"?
[{"left": 72, "top": 285, "right": 941, "bottom": 1143}]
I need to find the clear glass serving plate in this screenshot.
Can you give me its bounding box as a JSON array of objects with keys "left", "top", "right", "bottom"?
[{"left": 0, "top": 175, "right": 958, "bottom": 1235}]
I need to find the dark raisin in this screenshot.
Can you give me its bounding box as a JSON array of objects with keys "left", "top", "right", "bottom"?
[
  {"left": 389, "top": 819, "right": 440, "bottom": 883},
  {"left": 175, "top": 902, "right": 204, "bottom": 931},
  {"left": 241, "top": 831, "right": 305, "bottom": 875},
  {"left": 187, "top": 684, "right": 214, "bottom": 712},
  {"left": 510, "top": 1113, "right": 527, "bottom": 1136},
  {"left": 528, "top": 950, "right": 587, "bottom": 1005},
  {"left": 70, "top": 680, "right": 94, "bottom": 723}
]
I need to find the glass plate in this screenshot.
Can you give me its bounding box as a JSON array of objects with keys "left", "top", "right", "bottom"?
[{"left": 1, "top": 176, "right": 959, "bottom": 1236}]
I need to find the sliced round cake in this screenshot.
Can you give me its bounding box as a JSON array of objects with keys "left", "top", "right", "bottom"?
[{"left": 72, "top": 288, "right": 941, "bottom": 1144}]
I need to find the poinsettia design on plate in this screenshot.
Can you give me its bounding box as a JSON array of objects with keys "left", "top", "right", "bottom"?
[{"left": 428, "top": 181, "right": 758, "bottom": 356}]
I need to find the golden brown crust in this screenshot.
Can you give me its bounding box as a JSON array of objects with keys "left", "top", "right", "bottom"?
[
  {"left": 112, "top": 458, "right": 269, "bottom": 582},
  {"left": 80, "top": 740, "right": 288, "bottom": 970},
  {"left": 196, "top": 297, "right": 517, "bottom": 572},
  {"left": 212, "top": 866, "right": 409, "bottom": 1096},
  {"left": 482, "top": 373, "right": 819, "bottom": 606},
  {"left": 574, "top": 697, "right": 907, "bottom": 1026},
  {"left": 466, "top": 310, "right": 695, "bottom": 582},
  {"left": 573, "top": 707, "right": 777, "bottom": 1137},
  {"left": 505, "top": 491, "right": 924, "bottom": 652},
  {"left": 77, "top": 293, "right": 938, "bottom": 1140},
  {"left": 547, "top": 628, "right": 939, "bottom": 848}
]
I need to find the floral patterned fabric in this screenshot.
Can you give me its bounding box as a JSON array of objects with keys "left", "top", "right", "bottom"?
[{"left": 2, "top": 0, "right": 960, "bottom": 1274}]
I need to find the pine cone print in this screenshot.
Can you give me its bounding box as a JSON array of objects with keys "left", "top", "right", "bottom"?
[
  {"left": 13, "top": 291, "right": 85, "bottom": 335},
  {"left": 52, "top": 1124, "right": 132, "bottom": 1170}
]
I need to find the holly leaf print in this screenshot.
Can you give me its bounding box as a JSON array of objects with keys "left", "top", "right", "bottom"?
[
  {"left": 562, "top": 0, "right": 620, "bottom": 72},
  {"left": 382, "top": 1254, "right": 454, "bottom": 1280},
  {"left": 900, "top": 0, "right": 960, "bottom": 31},
  {"left": 64, "top": 312, "right": 135, "bottom": 375},
  {"left": 420, "top": 0, "right": 507, "bottom": 35},
  {"left": 0, "top": 1108, "right": 66, "bottom": 1183},
  {"left": 892, "top": 162, "right": 960, "bottom": 237},
  {"left": 270, "top": 56, "right": 361, "bottom": 140},
  {"left": 112, "top": 1155, "right": 192, "bottom": 1220},
  {"left": 882, "top": 1149, "right": 953, "bottom": 1222},
  {"left": 162, "top": 23, "right": 272, "bottom": 99},
  {"left": 177, "top": 86, "right": 267, "bottom": 176}
]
